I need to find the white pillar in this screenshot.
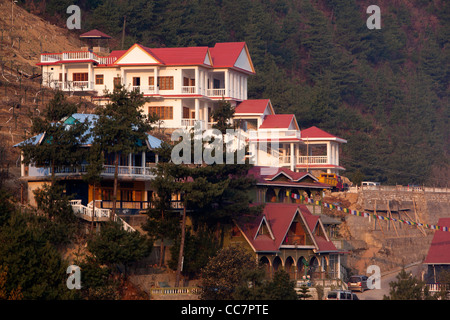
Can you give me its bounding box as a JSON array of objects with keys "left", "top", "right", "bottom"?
[
  {"left": 154, "top": 67, "right": 159, "bottom": 94},
  {"left": 88, "top": 63, "right": 92, "bottom": 89},
  {"left": 290, "top": 143, "right": 295, "bottom": 171},
  {"left": 62, "top": 64, "right": 65, "bottom": 89},
  {"left": 195, "top": 99, "right": 200, "bottom": 121},
  {"left": 20, "top": 153, "right": 25, "bottom": 177},
  {"left": 194, "top": 67, "right": 199, "bottom": 94},
  {"left": 225, "top": 70, "right": 229, "bottom": 97},
  {"left": 335, "top": 144, "right": 339, "bottom": 166},
  {"left": 327, "top": 142, "right": 331, "bottom": 165}
]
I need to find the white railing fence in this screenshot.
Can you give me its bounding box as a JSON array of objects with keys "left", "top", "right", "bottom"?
[{"left": 69, "top": 200, "right": 136, "bottom": 232}]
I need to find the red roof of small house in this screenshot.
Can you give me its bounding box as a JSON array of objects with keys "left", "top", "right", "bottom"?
[
  {"left": 259, "top": 114, "right": 298, "bottom": 129},
  {"left": 301, "top": 126, "right": 347, "bottom": 143},
  {"left": 79, "top": 29, "right": 111, "bottom": 39},
  {"left": 236, "top": 203, "right": 340, "bottom": 253},
  {"left": 423, "top": 218, "right": 450, "bottom": 265},
  {"left": 234, "top": 99, "right": 272, "bottom": 115}
]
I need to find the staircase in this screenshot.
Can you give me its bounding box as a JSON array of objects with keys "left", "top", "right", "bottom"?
[{"left": 70, "top": 200, "right": 136, "bottom": 232}]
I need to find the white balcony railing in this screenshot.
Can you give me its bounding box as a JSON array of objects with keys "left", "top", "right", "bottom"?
[
  {"left": 48, "top": 164, "right": 156, "bottom": 178},
  {"left": 207, "top": 88, "right": 226, "bottom": 97},
  {"left": 249, "top": 130, "right": 301, "bottom": 141},
  {"left": 181, "top": 86, "right": 196, "bottom": 94},
  {"left": 297, "top": 156, "right": 328, "bottom": 164},
  {"left": 40, "top": 51, "right": 118, "bottom": 65},
  {"left": 181, "top": 119, "right": 205, "bottom": 131},
  {"left": 131, "top": 85, "right": 156, "bottom": 94},
  {"left": 63, "top": 51, "right": 95, "bottom": 61},
  {"left": 279, "top": 155, "right": 291, "bottom": 165}
]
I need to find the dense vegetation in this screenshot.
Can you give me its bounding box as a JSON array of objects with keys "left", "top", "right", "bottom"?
[{"left": 20, "top": 0, "right": 449, "bottom": 185}]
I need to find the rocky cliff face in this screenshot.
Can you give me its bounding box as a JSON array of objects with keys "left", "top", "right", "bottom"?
[{"left": 324, "top": 191, "right": 449, "bottom": 275}]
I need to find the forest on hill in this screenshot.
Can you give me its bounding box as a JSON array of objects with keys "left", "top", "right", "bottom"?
[{"left": 19, "top": 0, "right": 449, "bottom": 186}]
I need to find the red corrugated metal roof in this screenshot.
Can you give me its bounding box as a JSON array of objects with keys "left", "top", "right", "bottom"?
[
  {"left": 235, "top": 99, "right": 271, "bottom": 114},
  {"left": 424, "top": 218, "right": 450, "bottom": 265},
  {"left": 259, "top": 114, "right": 296, "bottom": 129},
  {"left": 301, "top": 126, "right": 346, "bottom": 143},
  {"left": 79, "top": 29, "right": 111, "bottom": 39},
  {"left": 144, "top": 46, "right": 210, "bottom": 66},
  {"left": 210, "top": 42, "right": 246, "bottom": 67}
]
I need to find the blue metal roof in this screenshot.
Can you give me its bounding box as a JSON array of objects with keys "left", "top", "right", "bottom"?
[{"left": 14, "top": 113, "right": 162, "bottom": 149}]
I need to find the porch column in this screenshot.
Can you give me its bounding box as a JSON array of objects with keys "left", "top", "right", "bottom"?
[
  {"left": 142, "top": 151, "right": 146, "bottom": 175},
  {"left": 129, "top": 153, "right": 132, "bottom": 174},
  {"left": 194, "top": 67, "right": 199, "bottom": 94},
  {"left": 154, "top": 67, "right": 159, "bottom": 94},
  {"left": 61, "top": 64, "right": 65, "bottom": 90},
  {"left": 335, "top": 144, "right": 339, "bottom": 166},
  {"left": 20, "top": 152, "right": 25, "bottom": 177},
  {"left": 195, "top": 99, "right": 200, "bottom": 121},
  {"left": 327, "top": 142, "right": 331, "bottom": 165},
  {"left": 338, "top": 254, "right": 341, "bottom": 279},
  {"left": 290, "top": 142, "right": 295, "bottom": 171},
  {"left": 121, "top": 68, "right": 125, "bottom": 87},
  {"left": 88, "top": 63, "right": 92, "bottom": 90},
  {"left": 225, "top": 70, "right": 229, "bottom": 97}
]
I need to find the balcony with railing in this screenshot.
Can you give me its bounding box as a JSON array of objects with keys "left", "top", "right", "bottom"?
[
  {"left": 49, "top": 80, "right": 94, "bottom": 91},
  {"left": 297, "top": 156, "right": 328, "bottom": 165},
  {"left": 30, "top": 163, "right": 157, "bottom": 179},
  {"left": 40, "top": 51, "right": 118, "bottom": 65},
  {"left": 181, "top": 119, "right": 205, "bottom": 131},
  {"left": 249, "top": 129, "right": 301, "bottom": 141},
  {"left": 131, "top": 85, "right": 156, "bottom": 95},
  {"left": 207, "top": 88, "right": 226, "bottom": 97}
]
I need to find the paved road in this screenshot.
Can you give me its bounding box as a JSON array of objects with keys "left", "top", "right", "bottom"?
[{"left": 353, "top": 264, "right": 421, "bottom": 300}]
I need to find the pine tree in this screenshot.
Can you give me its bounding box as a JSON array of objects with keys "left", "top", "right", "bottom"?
[
  {"left": 92, "top": 85, "right": 154, "bottom": 217},
  {"left": 20, "top": 91, "right": 88, "bottom": 184}
]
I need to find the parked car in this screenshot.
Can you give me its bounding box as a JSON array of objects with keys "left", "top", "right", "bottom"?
[
  {"left": 326, "top": 290, "right": 358, "bottom": 300},
  {"left": 348, "top": 275, "right": 369, "bottom": 292}
]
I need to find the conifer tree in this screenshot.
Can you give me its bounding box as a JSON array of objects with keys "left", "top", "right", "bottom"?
[{"left": 92, "top": 85, "right": 154, "bottom": 218}]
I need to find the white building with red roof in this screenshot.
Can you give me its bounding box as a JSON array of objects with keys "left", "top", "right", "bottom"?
[
  {"left": 38, "top": 33, "right": 254, "bottom": 132},
  {"left": 234, "top": 99, "right": 346, "bottom": 174},
  {"left": 37, "top": 31, "right": 346, "bottom": 175}
]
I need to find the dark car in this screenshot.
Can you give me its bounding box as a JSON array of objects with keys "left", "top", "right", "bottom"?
[{"left": 348, "top": 275, "right": 369, "bottom": 292}]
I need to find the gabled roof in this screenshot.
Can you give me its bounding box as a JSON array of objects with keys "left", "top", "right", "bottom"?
[
  {"left": 209, "top": 42, "right": 255, "bottom": 74},
  {"left": 301, "top": 126, "right": 347, "bottom": 143},
  {"left": 259, "top": 114, "right": 300, "bottom": 130},
  {"left": 423, "top": 218, "right": 450, "bottom": 265},
  {"left": 235, "top": 203, "right": 340, "bottom": 253},
  {"left": 247, "top": 166, "right": 331, "bottom": 189},
  {"left": 234, "top": 99, "right": 274, "bottom": 115},
  {"left": 79, "top": 29, "right": 111, "bottom": 39},
  {"left": 147, "top": 46, "right": 212, "bottom": 66}
]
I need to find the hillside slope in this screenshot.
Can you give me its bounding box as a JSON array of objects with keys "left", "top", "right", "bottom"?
[{"left": 0, "top": 0, "right": 94, "bottom": 194}]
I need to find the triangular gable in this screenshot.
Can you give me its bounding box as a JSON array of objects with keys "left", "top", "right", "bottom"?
[
  {"left": 234, "top": 44, "right": 255, "bottom": 73},
  {"left": 280, "top": 209, "right": 315, "bottom": 248},
  {"left": 114, "top": 44, "right": 161, "bottom": 65},
  {"left": 203, "top": 49, "right": 212, "bottom": 66},
  {"left": 254, "top": 216, "right": 275, "bottom": 241},
  {"left": 267, "top": 170, "right": 294, "bottom": 182}
]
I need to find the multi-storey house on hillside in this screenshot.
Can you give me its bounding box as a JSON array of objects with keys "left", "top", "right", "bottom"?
[{"left": 37, "top": 31, "right": 346, "bottom": 176}]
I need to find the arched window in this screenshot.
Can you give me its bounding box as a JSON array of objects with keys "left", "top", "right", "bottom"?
[
  {"left": 285, "top": 256, "right": 295, "bottom": 279},
  {"left": 265, "top": 188, "right": 277, "bottom": 203}
]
